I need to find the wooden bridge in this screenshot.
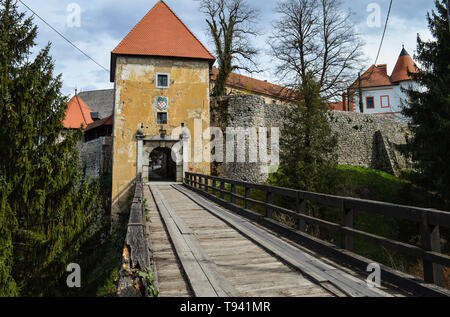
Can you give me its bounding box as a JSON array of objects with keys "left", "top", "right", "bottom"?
[{"left": 119, "top": 173, "right": 450, "bottom": 297}]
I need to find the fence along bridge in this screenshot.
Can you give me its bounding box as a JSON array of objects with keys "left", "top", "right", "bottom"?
[{"left": 120, "top": 173, "right": 450, "bottom": 297}]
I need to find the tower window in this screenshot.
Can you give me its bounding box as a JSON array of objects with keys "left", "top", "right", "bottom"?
[
  {"left": 156, "top": 73, "right": 169, "bottom": 88},
  {"left": 157, "top": 112, "right": 168, "bottom": 124}
]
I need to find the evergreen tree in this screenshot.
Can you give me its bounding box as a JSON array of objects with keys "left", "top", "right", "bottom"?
[
  {"left": 270, "top": 72, "right": 337, "bottom": 199},
  {"left": 0, "top": 0, "right": 102, "bottom": 296},
  {"left": 402, "top": 1, "right": 450, "bottom": 200}
]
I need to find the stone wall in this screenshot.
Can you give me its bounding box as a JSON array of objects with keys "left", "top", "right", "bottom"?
[
  {"left": 211, "top": 95, "right": 412, "bottom": 183},
  {"left": 327, "top": 111, "right": 412, "bottom": 175},
  {"left": 78, "top": 136, "right": 113, "bottom": 180},
  {"left": 211, "top": 96, "right": 283, "bottom": 183}
]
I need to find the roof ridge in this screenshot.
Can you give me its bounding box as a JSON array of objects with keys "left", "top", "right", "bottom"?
[
  {"left": 112, "top": 1, "right": 214, "bottom": 60},
  {"left": 112, "top": 3, "right": 158, "bottom": 53},
  {"left": 214, "top": 67, "right": 287, "bottom": 90},
  {"left": 75, "top": 95, "right": 89, "bottom": 126},
  {"left": 79, "top": 88, "right": 114, "bottom": 93},
  {"left": 160, "top": 1, "right": 215, "bottom": 60}
]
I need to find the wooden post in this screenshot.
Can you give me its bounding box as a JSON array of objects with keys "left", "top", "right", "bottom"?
[
  {"left": 340, "top": 200, "right": 354, "bottom": 251},
  {"left": 421, "top": 211, "right": 443, "bottom": 286},
  {"left": 220, "top": 181, "right": 225, "bottom": 199},
  {"left": 212, "top": 179, "right": 217, "bottom": 196},
  {"left": 266, "top": 191, "right": 273, "bottom": 219},
  {"left": 244, "top": 187, "right": 251, "bottom": 210},
  {"left": 231, "top": 184, "right": 236, "bottom": 204},
  {"left": 296, "top": 192, "right": 307, "bottom": 232}
]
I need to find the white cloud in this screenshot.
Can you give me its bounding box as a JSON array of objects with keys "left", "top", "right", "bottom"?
[
  {"left": 358, "top": 14, "right": 433, "bottom": 74},
  {"left": 15, "top": 0, "right": 435, "bottom": 95}
]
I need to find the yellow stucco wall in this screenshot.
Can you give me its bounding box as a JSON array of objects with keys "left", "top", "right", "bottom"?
[{"left": 111, "top": 56, "right": 211, "bottom": 220}]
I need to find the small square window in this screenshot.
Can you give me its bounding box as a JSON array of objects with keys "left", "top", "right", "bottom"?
[
  {"left": 156, "top": 74, "right": 169, "bottom": 88},
  {"left": 157, "top": 112, "right": 168, "bottom": 124},
  {"left": 366, "top": 97, "right": 375, "bottom": 109}
]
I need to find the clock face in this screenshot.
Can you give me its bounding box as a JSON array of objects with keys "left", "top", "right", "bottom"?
[{"left": 156, "top": 96, "right": 169, "bottom": 111}]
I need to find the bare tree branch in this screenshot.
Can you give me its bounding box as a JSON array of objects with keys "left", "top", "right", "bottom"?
[
  {"left": 269, "top": 0, "right": 364, "bottom": 101},
  {"left": 198, "top": 0, "right": 261, "bottom": 97}
]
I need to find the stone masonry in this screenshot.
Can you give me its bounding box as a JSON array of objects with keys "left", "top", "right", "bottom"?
[
  {"left": 78, "top": 136, "right": 113, "bottom": 180},
  {"left": 211, "top": 95, "right": 412, "bottom": 183}
]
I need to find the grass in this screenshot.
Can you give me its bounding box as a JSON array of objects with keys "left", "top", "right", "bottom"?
[{"left": 335, "top": 165, "right": 446, "bottom": 210}]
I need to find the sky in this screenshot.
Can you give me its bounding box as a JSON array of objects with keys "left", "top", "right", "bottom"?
[{"left": 15, "top": 0, "right": 436, "bottom": 96}]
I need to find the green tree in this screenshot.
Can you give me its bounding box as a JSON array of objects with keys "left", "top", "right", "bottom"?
[
  {"left": 270, "top": 72, "right": 337, "bottom": 198},
  {"left": 0, "top": 0, "right": 102, "bottom": 296},
  {"left": 402, "top": 1, "right": 450, "bottom": 201}
]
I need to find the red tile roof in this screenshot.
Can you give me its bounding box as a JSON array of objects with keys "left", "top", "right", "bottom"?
[
  {"left": 349, "top": 64, "right": 392, "bottom": 89},
  {"left": 85, "top": 115, "right": 113, "bottom": 132},
  {"left": 349, "top": 48, "right": 419, "bottom": 90},
  {"left": 111, "top": 1, "right": 215, "bottom": 81},
  {"left": 391, "top": 48, "right": 418, "bottom": 82},
  {"left": 211, "top": 67, "right": 295, "bottom": 101},
  {"left": 63, "top": 95, "right": 94, "bottom": 129}
]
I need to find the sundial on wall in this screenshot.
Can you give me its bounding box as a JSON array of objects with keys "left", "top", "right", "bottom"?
[{"left": 156, "top": 96, "right": 169, "bottom": 111}]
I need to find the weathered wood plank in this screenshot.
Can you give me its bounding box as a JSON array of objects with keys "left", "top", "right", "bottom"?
[
  {"left": 173, "top": 184, "right": 389, "bottom": 298},
  {"left": 150, "top": 185, "right": 239, "bottom": 297}
]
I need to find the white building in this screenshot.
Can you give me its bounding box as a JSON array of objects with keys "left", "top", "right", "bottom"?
[{"left": 345, "top": 47, "right": 419, "bottom": 121}]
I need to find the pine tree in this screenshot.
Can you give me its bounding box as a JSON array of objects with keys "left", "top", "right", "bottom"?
[
  {"left": 270, "top": 72, "right": 337, "bottom": 197},
  {"left": 402, "top": 1, "right": 450, "bottom": 200},
  {"left": 0, "top": 0, "right": 102, "bottom": 296}
]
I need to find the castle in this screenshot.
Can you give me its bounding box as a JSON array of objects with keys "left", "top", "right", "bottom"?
[{"left": 64, "top": 1, "right": 413, "bottom": 222}]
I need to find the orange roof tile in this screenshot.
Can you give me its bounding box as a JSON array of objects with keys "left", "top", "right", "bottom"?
[
  {"left": 85, "top": 115, "right": 113, "bottom": 132},
  {"left": 63, "top": 95, "right": 94, "bottom": 129},
  {"left": 391, "top": 47, "right": 418, "bottom": 82},
  {"left": 211, "top": 67, "right": 295, "bottom": 101},
  {"left": 111, "top": 1, "right": 215, "bottom": 81},
  {"left": 349, "top": 64, "right": 392, "bottom": 89}
]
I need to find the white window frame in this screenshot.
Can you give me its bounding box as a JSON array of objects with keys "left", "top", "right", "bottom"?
[
  {"left": 380, "top": 95, "right": 390, "bottom": 108},
  {"left": 156, "top": 73, "right": 170, "bottom": 89}
]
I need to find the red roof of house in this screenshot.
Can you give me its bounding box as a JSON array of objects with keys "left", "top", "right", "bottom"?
[
  {"left": 391, "top": 47, "right": 418, "bottom": 82},
  {"left": 349, "top": 47, "right": 419, "bottom": 90},
  {"left": 63, "top": 95, "right": 94, "bottom": 129},
  {"left": 111, "top": 1, "right": 215, "bottom": 81},
  {"left": 211, "top": 67, "right": 295, "bottom": 101},
  {"left": 85, "top": 115, "right": 113, "bottom": 132},
  {"left": 349, "top": 64, "right": 392, "bottom": 89}
]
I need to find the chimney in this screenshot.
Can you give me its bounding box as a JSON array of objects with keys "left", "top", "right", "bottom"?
[{"left": 342, "top": 93, "right": 347, "bottom": 112}]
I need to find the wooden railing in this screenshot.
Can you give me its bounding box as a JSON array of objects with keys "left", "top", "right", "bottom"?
[
  {"left": 184, "top": 172, "right": 450, "bottom": 289},
  {"left": 117, "top": 178, "right": 154, "bottom": 297}
]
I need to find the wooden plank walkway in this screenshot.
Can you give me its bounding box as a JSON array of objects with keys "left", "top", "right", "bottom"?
[
  {"left": 144, "top": 183, "right": 398, "bottom": 297},
  {"left": 145, "top": 185, "right": 192, "bottom": 297}
]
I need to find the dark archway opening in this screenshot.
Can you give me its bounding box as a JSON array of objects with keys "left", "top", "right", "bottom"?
[{"left": 149, "top": 147, "right": 177, "bottom": 182}]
